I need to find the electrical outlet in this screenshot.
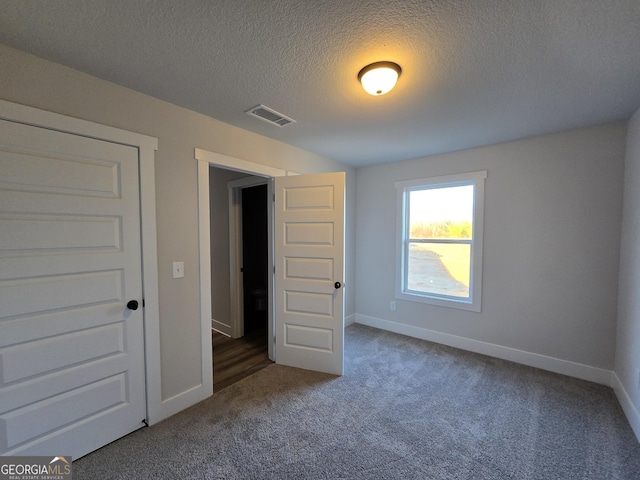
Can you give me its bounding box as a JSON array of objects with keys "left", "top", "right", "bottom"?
[
  {"left": 172, "top": 261, "right": 184, "bottom": 279},
  {"left": 389, "top": 301, "right": 396, "bottom": 311}
]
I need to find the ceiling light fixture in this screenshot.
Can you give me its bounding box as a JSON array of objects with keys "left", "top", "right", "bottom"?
[{"left": 358, "top": 61, "right": 402, "bottom": 96}]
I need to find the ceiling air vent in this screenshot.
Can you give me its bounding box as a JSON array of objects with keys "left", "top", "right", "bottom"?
[{"left": 245, "top": 104, "right": 296, "bottom": 127}]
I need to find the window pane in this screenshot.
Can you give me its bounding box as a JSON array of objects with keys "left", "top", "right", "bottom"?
[
  {"left": 407, "top": 242, "right": 470, "bottom": 298},
  {"left": 409, "top": 185, "right": 474, "bottom": 239}
]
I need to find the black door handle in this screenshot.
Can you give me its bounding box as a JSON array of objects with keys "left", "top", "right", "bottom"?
[
  {"left": 334, "top": 282, "right": 341, "bottom": 289},
  {"left": 127, "top": 300, "right": 139, "bottom": 311}
]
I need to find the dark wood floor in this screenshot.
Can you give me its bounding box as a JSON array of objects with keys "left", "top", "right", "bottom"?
[{"left": 212, "top": 328, "right": 272, "bottom": 392}]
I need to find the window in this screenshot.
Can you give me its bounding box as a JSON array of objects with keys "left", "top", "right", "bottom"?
[{"left": 396, "top": 171, "right": 487, "bottom": 312}]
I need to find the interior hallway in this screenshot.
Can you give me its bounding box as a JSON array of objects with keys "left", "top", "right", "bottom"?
[{"left": 212, "top": 328, "right": 272, "bottom": 392}]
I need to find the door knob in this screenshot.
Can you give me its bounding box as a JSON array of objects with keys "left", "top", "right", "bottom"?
[
  {"left": 334, "top": 282, "right": 342, "bottom": 289},
  {"left": 127, "top": 300, "right": 139, "bottom": 311}
]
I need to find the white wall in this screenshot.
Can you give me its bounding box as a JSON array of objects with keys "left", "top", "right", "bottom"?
[
  {"left": 0, "top": 44, "right": 355, "bottom": 412},
  {"left": 356, "top": 124, "right": 626, "bottom": 380},
  {"left": 615, "top": 107, "right": 640, "bottom": 439}
]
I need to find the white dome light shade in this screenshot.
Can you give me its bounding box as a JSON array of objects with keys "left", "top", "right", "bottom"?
[{"left": 358, "top": 61, "right": 402, "bottom": 96}]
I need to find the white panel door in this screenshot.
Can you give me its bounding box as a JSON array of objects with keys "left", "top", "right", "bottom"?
[
  {"left": 274, "top": 172, "right": 345, "bottom": 375},
  {"left": 0, "top": 119, "right": 146, "bottom": 458}
]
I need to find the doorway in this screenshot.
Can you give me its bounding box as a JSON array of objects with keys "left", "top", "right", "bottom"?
[
  {"left": 196, "top": 148, "right": 346, "bottom": 384},
  {"left": 209, "top": 167, "right": 272, "bottom": 390}
]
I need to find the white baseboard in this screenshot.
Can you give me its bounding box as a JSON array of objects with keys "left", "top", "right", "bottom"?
[
  {"left": 211, "top": 318, "right": 231, "bottom": 337},
  {"left": 355, "top": 314, "right": 612, "bottom": 386},
  {"left": 150, "top": 382, "right": 213, "bottom": 425},
  {"left": 612, "top": 373, "right": 640, "bottom": 443},
  {"left": 345, "top": 313, "right": 356, "bottom": 326}
]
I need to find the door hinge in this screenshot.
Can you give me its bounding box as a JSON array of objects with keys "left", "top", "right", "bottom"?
[
  {"left": 142, "top": 298, "right": 145, "bottom": 308},
  {"left": 273, "top": 193, "right": 276, "bottom": 202}
]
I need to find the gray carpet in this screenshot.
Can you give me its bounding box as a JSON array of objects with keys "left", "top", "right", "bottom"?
[{"left": 74, "top": 324, "right": 640, "bottom": 479}]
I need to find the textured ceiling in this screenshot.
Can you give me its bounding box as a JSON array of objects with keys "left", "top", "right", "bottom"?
[{"left": 1, "top": 0, "right": 639, "bottom": 167}]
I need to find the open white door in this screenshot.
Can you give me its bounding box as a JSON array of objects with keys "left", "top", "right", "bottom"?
[
  {"left": 0, "top": 119, "right": 147, "bottom": 458},
  {"left": 274, "top": 172, "right": 345, "bottom": 375}
]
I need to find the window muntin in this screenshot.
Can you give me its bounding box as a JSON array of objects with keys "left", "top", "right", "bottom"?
[{"left": 396, "top": 171, "right": 486, "bottom": 312}]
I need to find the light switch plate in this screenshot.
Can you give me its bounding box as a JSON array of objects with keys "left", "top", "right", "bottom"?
[{"left": 172, "top": 261, "right": 184, "bottom": 279}]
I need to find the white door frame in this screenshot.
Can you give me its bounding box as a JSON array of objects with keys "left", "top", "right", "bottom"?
[
  {"left": 196, "top": 148, "right": 287, "bottom": 367},
  {"left": 0, "top": 100, "right": 164, "bottom": 424},
  {"left": 227, "top": 176, "right": 271, "bottom": 349}
]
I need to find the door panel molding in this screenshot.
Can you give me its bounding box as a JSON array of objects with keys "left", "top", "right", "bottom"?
[
  {"left": 0, "top": 100, "right": 162, "bottom": 453},
  {"left": 274, "top": 172, "right": 345, "bottom": 375}
]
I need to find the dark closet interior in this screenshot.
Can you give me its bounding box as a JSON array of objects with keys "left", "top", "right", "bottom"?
[{"left": 241, "top": 184, "right": 268, "bottom": 336}]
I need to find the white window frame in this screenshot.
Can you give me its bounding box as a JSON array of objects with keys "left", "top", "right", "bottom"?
[{"left": 395, "top": 170, "right": 487, "bottom": 312}]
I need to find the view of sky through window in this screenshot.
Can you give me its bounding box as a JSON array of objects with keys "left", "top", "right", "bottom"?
[{"left": 409, "top": 185, "right": 474, "bottom": 240}]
